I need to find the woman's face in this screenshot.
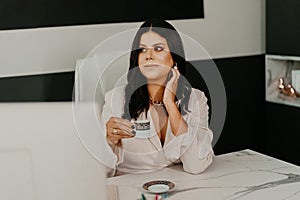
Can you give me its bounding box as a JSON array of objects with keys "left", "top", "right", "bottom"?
[{"left": 138, "top": 31, "right": 174, "bottom": 84}]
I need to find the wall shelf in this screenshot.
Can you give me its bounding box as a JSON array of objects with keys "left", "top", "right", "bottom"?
[{"left": 266, "top": 54, "right": 300, "bottom": 107}]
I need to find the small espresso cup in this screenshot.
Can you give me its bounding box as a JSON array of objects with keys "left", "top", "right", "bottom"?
[{"left": 133, "top": 120, "right": 151, "bottom": 138}]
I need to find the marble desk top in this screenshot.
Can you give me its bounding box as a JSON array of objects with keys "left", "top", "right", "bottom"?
[{"left": 106, "top": 149, "right": 300, "bottom": 200}]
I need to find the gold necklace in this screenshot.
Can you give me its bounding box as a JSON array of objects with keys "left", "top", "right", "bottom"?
[{"left": 149, "top": 96, "right": 164, "bottom": 106}]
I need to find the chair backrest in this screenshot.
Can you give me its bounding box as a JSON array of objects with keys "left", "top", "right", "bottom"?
[{"left": 74, "top": 53, "right": 129, "bottom": 114}]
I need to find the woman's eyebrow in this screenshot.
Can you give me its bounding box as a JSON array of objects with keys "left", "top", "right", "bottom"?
[{"left": 139, "top": 42, "right": 165, "bottom": 47}]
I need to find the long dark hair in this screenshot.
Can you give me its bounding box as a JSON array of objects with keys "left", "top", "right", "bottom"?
[{"left": 123, "top": 19, "right": 192, "bottom": 120}]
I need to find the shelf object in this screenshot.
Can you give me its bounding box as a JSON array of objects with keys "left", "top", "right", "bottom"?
[{"left": 266, "top": 54, "right": 300, "bottom": 107}]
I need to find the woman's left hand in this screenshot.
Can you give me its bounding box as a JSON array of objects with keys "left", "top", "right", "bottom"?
[{"left": 163, "top": 66, "right": 180, "bottom": 104}]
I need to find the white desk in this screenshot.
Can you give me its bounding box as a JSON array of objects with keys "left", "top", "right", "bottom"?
[{"left": 107, "top": 149, "right": 300, "bottom": 200}]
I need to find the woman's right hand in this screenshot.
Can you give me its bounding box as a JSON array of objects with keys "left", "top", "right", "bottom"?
[{"left": 106, "top": 117, "right": 135, "bottom": 145}]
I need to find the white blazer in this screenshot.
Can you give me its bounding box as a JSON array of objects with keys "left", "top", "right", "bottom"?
[{"left": 100, "top": 86, "right": 214, "bottom": 177}]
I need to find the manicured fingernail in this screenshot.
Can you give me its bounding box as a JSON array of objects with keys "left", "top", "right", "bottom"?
[
  {"left": 131, "top": 125, "right": 135, "bottom": 129},
  {"left": 132, "top": 130, "right": 136, "bottom": 135}
]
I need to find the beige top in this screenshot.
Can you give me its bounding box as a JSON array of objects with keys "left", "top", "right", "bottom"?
[{"left": 100, "top": 86, "right": 214, "bottom": 177}]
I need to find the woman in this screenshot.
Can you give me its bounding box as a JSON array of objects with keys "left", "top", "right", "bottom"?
[{"left": 100, "top": 19, "right": 214, "bottom": 177}]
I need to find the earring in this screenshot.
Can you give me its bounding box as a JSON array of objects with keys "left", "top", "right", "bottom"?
[{"left": 173, "top": 63, "right": 178, "bottom": 70}]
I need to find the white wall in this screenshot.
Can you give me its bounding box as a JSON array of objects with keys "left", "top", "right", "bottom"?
[{"left": 0, "top": 0, "right": 265, "bottom": 78}]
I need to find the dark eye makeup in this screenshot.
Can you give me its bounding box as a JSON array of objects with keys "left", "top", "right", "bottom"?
[{"left": 138, "top": 45, "right": 165, "bottom": 53}]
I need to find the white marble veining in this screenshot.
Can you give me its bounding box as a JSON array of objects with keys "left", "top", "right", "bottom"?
[{"left": 107, "top": 149, "right": 300, "bottom": 200}]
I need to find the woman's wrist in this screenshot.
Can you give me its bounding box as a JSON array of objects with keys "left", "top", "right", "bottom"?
[
  {"left": 163, "top": 99, "right": 177, "bottom": 109},
  {"left": 164, "top": 101, "right": 188, "bottom": 136},
  {"left": 106, "top": 135, "right": 122, "bottom": 147}
]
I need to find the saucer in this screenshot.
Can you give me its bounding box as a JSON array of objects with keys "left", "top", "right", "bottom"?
[{"left": 142, "top": 180, "right": 175, "bottom": 194}]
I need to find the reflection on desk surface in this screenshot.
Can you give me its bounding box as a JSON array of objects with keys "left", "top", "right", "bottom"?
[{"left": 107, "top": 149, "right": 300, "bottom": 200}]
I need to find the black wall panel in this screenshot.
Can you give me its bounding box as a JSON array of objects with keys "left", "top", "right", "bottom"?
[
  {"left": 266, "top": 0, "right": 300, "bottom": 165},
  {"left": 212, "top": 55, "right": 266, "bottom": 155},
  {"left": 0, "top": 72, "right": 74, "bottom": 102},
  {"left": 267, "top": 0, "right": 300, "bottom": 56},
  {"left": 0, "top": 0, "right": 204, "bottom": 30},
  {"left": 0, "top": 55, "right": 268, "bottom": 159},
  {"left": 3, "top": 55, "right": 299, "bottom": 166},
  {"left": 266, "top": 103, "right": 300, "bottom": 166}
]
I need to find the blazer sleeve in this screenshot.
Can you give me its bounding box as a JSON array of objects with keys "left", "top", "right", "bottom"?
[
  {"left": 163, "top": 89, "right": 214, "bottom": 174},
  {"left": 181, "top": 89, "right": 214, "bottom": 174},
  {"left": 99, "top": 87, "right": 125, "bottom": 177}
]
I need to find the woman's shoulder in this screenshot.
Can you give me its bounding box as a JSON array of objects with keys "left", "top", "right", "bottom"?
[
  {"left": 191, "top": 88, "right": 207, "bottom": 98},
  {"left": 189, "top": 88, "right": 209, "bottom": 104}
]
